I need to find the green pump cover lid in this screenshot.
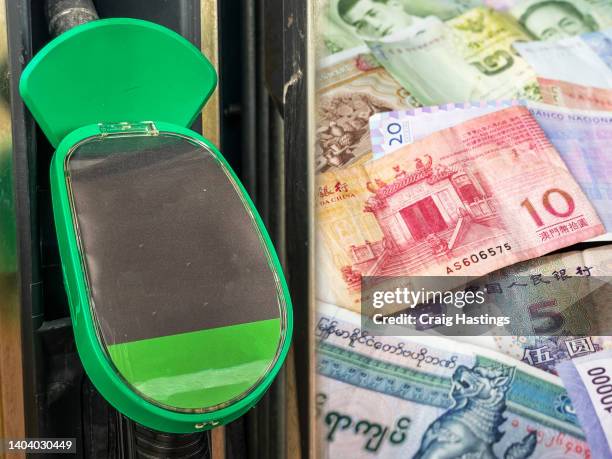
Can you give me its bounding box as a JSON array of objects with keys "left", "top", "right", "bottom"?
[
  {"left": 18, "top": 18, "right": 292, "bottom": 432},
  {"left": 19, "top": 18, "right": 216, "bottom": 148}
]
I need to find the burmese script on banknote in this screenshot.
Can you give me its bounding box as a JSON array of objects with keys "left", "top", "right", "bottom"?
[
  {"left": 314, "top": 2, "right": 612, "bottom": 456},
  {"left": 353, "top": 245, "right": 612, "bottom": 375},
  {"left": 316, "top": 302, "right": 590, "bottom": 458},
  {"left": 317, "top": 106, "right": 603, "bottom": 310},
  {"left": 316, "top": 48, "right": 417, "bottom": 173}
]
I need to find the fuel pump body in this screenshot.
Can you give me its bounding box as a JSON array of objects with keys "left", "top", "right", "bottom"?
[{"left": 20, "top": 18, "right": 292, "bottom": 433}]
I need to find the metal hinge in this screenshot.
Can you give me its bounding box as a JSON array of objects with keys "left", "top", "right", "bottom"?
[{"left": 98, "top": 121, "right": 159, "bottom": 137}]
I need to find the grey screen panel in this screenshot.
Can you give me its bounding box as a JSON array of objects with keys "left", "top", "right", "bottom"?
[{"left": 66, "top": 133, "right": 282, "bottom": 345}]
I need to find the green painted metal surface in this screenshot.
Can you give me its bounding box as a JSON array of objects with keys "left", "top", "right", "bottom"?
[{"left": 20, "top": 18, "right": 217, "bottom": 148}]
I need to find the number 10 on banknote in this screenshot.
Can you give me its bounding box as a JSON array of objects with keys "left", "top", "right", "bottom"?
[{"left": 317, "top": 107, "right": 603, "bottom": 309}]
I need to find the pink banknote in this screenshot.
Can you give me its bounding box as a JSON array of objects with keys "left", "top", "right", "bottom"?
[
  {"left": 317, "top": 106, "right": 604, "bottom": 310},
  {"left": 538, "top": 77, "right": 612, "bottom": 111}
]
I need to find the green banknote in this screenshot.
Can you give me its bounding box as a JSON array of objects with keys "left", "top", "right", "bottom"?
[
  {"left": 316, "top": 302, "right": 589, "bottom": 458},
  {"left": 511, "top": 0, "right": 612, "bottom": 40},
  {"left": 317, "top": 0, "right": 483, "bottom": 58},
  {"left": 365, "top": 7, "right": 541, "bottom": 105}
]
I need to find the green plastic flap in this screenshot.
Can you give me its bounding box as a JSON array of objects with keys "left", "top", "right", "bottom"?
[{"left": 19, "top": 18, "right": 217, "bottom": 148}]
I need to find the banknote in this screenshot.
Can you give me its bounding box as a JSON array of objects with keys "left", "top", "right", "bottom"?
[
  {"left": 369, "top": 101, "right": 612, "bottom": 241},
  {"left": 316, "top": 49, "right": 417, "bottom": 173},
  {"left": 317, "top": 106, "right": 604, "bottom": 310},
  {"left": 527, "top": 103, "right": 612, "bottom": 240},
  {"left": 539, "top": 76, "right": 612, "bottom": 110},
  {"left": 558, "top": 350, "right": 612, "bottom": 459},
  {"left": 369, "top": 100, "right": 521, "bottom": 157},
  {"left": 357, "top": 244, "right": 612, "bottom": 338},
  {"left": 348, "top": 244, "right": 612, "bottom": 373},
  {"left": 316, "top": 301, "right": 590, "bottom": 458},
  {"left": 514, "top": 31, "right": 612, "bottom": 88},
  {"left": 582, "top": 26, "right": 612, "bottom": 65},
  {"left": 511, "top": 0, "right": 612, "bottom": 41},
  {"left": 461, "top": 245, "right": 612, "bottom": 374},
  {"left": 316, "top": 0, "right": 367, "bottom": 58},
  {"left": 364, "top": 8, "right": 540, "bottom": 106},
  {"left": 317, "top": 0, "right": 482, "bottom": 57}
]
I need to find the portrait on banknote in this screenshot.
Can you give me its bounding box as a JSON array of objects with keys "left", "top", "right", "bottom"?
[
  {"left": 318, "top": 0, "right": 481, "bottom": 55},
  {"left": 335, "top": 0, "right": 419, "bottom": 40},
  {"left": 512, "top": 0, "right": 612, "bottom": 39}
]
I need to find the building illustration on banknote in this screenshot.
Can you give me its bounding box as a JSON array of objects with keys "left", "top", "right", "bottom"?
[{"left": 341, "top": 156, "right": 500, "bottom": 287}]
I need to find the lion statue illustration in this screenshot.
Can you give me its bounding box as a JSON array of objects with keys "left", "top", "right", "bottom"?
[{"left": 413, "top": 365, "right": 537, "bottom": 459}]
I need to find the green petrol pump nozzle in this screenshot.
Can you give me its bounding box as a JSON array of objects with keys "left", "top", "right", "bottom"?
[{"left": 19, "top": 10, "right": 292, "bottom": 433}]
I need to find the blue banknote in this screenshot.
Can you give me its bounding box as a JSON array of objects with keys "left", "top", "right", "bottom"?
[
  {"left": 558, "top": 350, "right": 612, "bottom": 459},
  {"left": 316, "top": 302, "right": 590, "bottom": 458}
]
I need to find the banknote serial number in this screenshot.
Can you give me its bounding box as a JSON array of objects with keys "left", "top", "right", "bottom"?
[
  {"left": 586, "top": 367, "right": 612, "bottom": 414},
  {"left": 446, "top": 243, "right": 511, "bottom": 274}
]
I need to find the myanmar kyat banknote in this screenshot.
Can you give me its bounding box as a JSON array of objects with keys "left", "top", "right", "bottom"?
[
  {"left": 316, "top": 0, "right": 481, "bottom": 58},
  {"left": 364, "top": 8, "right": 540, "bottom": 106},
  {"left": 317, "top": 106, "right": 603, "bottom": 311},
  {"left": 510, "top": 0, "right": 612, "bottom": 41},
  {"left": 369, "top": 101, "right": 612, "bottom": 241},
  {"left": 316, "top": 301, "right": 591, "bottom": 458},
  {"left": 558, "top": 350, "right": 612, "bottom": 459},
  {"left": 316, "top": 48, "right": 417, "bottom": 174},
  {"left": 514, "top": 29, "right": 612, "bottom": 89}
]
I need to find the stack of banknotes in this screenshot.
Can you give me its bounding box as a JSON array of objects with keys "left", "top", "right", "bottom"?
[{"left": 315, "top": 0, "right": 612, "bottom": 457}]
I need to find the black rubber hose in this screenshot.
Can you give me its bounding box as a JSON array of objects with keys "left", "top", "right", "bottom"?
[
  {"left": 45, "top": 0, "right": 99, "bottom": 37},
  {"left": 129, "top": 423, "right": 211, "bottom": 459}
]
